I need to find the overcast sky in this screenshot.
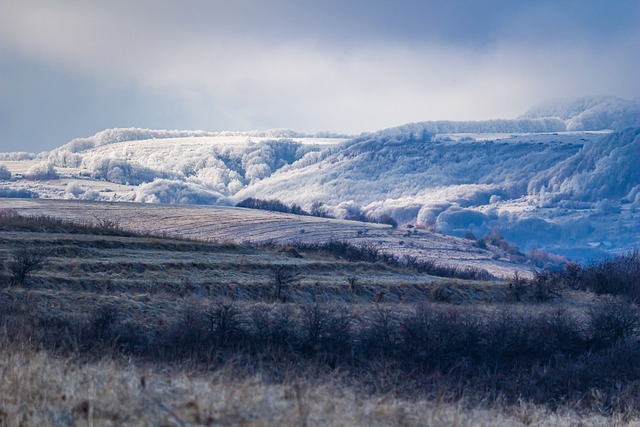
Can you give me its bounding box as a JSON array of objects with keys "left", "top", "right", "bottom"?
[{"left": 1, "top": 0, "right": 638, "bottom": 152}]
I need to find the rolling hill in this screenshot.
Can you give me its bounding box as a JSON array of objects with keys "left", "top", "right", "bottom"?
[{"left": 1, "top": 96, "right": 638, "bottom": 262}]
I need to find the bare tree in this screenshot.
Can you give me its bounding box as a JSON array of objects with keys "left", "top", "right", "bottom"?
[{"left": 272, "top": 266, "right": 300, "bottom": 302}]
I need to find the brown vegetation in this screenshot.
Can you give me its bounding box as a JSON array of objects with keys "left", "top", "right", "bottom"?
[{"left": 1, "top": 212, "right": 639, "bottom": 425}]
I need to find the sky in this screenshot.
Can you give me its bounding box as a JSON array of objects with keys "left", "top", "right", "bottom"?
[{"left": 1, "top": 0, "right": 639, "bottom": 152}]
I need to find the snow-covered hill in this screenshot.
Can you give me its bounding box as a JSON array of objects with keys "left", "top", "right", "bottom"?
[
  {"left": 1, "top": 96, "right": 638, "bottom": 261},
  {"left": 519, "top": 96, "right": 640, "bottom": 131},
  {"left": 233, "top": 128, "right": 640, "bottom": 260},
  {"left": 40, "top": 131, "right": 347, "bottom": 203}
]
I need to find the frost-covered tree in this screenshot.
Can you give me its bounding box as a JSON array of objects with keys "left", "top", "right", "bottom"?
[
  {"left": 25, "top": 162, "right": 59, "bottom": 180},
  {"left": 0, "top": 164, "right": 11, "bottom": 180}
]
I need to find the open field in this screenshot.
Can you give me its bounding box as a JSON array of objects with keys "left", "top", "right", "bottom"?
[
  {"left": 1, "top": 208, "right": 640, "bottom": 425},
  {"left": 0, "top": 198, "right": 535, "bottom": 278}
]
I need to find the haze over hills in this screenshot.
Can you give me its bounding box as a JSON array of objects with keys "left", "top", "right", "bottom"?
[{"left": 1, "top": 96, "right": 639, "bottom": 261}]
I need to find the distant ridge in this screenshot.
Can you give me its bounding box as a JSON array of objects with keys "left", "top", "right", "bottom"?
[
  {"left": 519, "top": 95, "right": 640, "bottom": 131},
  {"left": 55, "top": 128, "right": 347, "bottom": 154}
]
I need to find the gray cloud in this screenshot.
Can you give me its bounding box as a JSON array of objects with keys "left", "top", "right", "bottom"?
[{"left": 1, "top": 0, "right": 638, "bottom": 152}]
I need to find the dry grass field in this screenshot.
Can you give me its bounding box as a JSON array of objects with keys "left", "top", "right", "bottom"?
[
  {"left": 1, "top": 204, "right": 639, "bottom": 426},
  {"left": 0, "top": 199, "right": 535, "bottom": 278}
]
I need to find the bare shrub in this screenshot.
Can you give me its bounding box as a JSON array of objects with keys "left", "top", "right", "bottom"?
[
  {"left": 481, "top": 310, "right": 539, "bottom": 365},
  {"left": 581, "top": 250, "right": 640, "bottom": 302},
  {"left": 0, "top": 212, "right": 135, "bottom": 236},
  {"left": 481, "top": 229, "right": 522, "bottom": 257},
  {"left": 267, "top": 304, "right": 299, "bottom": 349},
  {"left": 430, "top": 285, "right": 454, "bottom": 303},
  {"left": 347, "top": 276, "right": 360, "bottom": 295},
  {"left": 562, "top": 261, "right": 583, "bottom": 289},
  {"left": 402, "top": 255, "right": 492, "bottom": 281},
  {"left": 300, "top": 303, "right": 331, "bottom": 351},
  {"left": 157, "top": 305, "right": 210, "bottom": 359},
  {"left": 531, "top": 270, "right": 562, "bottom": 302},
  {"left": 111, "top": 319, "right": 149, "bottom": 355},
  {"left": 292, "top": 241, "right": 492, "bottom": 281},
  {"left": 507, "top": 272, "right": 528, "bottom": 302},
  {"left": 237, "top": 198, "right": 309, "bottom": 215},
  {"left": 297, "top": 303, "right": 351, "bottom": 361},
  {"left": 400, "top": 304, "right": 481, "bottom": 369},
  {"left": 246, "top": 303, "right": 299, "bottom": 352},
  {"left": 535, "top": 338, "right": 640, "bottom": 409},
  {"left": 208, "top": 300, "right": 243, "bottom": 348},
  {"left": 587, "top": 297, "right": 640, "bottom": 348},
  {"left": 360, "top": 305, "right": 401, "bottom": 357},
  {"left": 526, "top": 248, "right": 567, "bottom": 270},
  {"left": 527, "top": 308, "right": 585, "bottom": 357},
  {"left": 9, "top": 247, "right": 46, "bottom": 287},
  {"left": 88, "top": 305, "right": 119, "bottom": 343},
  {"left": 92, "top": 214, "right": 122, "bottom": 233}
]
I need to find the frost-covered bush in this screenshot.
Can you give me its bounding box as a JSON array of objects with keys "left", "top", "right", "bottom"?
[
  {"left": 0, "top": 164, "right": 11, "bottom": 180},
  {"left": 85, "top": 158, "right": 164, "bottom": 185},
  {"left": 333, "top": 201, "right": 366, "bottom": 222},
  {"left": 66, "top": 182, "right": 84, "bottom": 198},
  {"left": 436, "top": 208, "right": 487, "bottom": 230},
  {"left": 133, "top": 179, "right": 222, "bottom": 204},
  {"left": 24, "top": 162, "right": 59, "bottom": 180},
  {"left": 64, "top": 182, "right": 102, "bottom": 200},
  {"left": 84, "top": 190, "right": 103, "bottom": 201},
  {"left": 595, "top": 199, "right": 621, "bottom": 215},
  {"left": 191, "top": 165, "right": 244, "bottom": 194},
  {"left": 47, "top": 149, "right": 83, "bottom": 167},
  {"left": 416, "top": 204, "right": 451, "bottom": 228},
  {"left": 0, "top": 187, "right": 38, "bottom": 198}
]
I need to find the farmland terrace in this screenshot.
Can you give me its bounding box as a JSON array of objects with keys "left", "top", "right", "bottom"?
[{"left": 0, "top": 198, "right": 534, "bottom": 278}]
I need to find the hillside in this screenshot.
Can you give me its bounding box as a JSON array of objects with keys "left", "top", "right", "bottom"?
[
  {"left": 0, "top": 198, "right": 533, "bottom": 278},
  {"left": 235, "top": 128, "right": 639, "bottom": 260},
  {"left": 1, "top": 96, "right": 638, "bottom": 261}
]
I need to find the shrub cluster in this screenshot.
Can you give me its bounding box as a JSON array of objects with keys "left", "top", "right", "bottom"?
[
  {"left": 291, "top": 240, "right": 392, "bottom": 264},
  {"left": 402, "top": 255, "right": 493, "bottom": 281},
  {"left": 0, "top": 187, "right": 38, "bottom": 198},
  {"left": 0, "top": 211, "right": 133, "bottom": 236},
  {"left": 5, "top": 297, "right": 637, "bottom": 411},
  {"left": 237, "top": 198, "right": 399, "bottom": 227},
  {"left": 536, "top": 250, "right": 640, "bottom": 303},
  {"left": 477, "top": 229, "right": 524, "bottom": 260},
  {"left": 581, "top": 250, "right": 640, "bottom": 303},
  {"left": 16, "top": 299, "right": 637, "bottom": 370},
  {"left": 236, "top": 198, "right": 307, "bottom": 215}
]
